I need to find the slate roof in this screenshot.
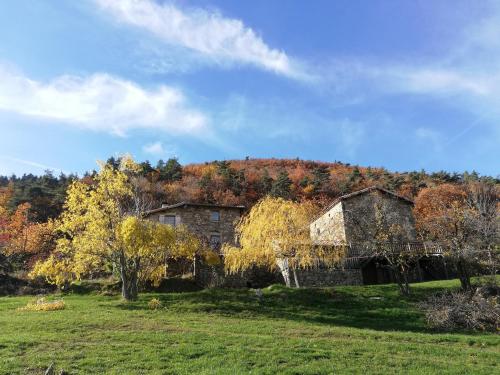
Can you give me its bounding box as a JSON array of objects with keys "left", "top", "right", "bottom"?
[{"left": 144, "top": 202, "right": 245, "bottom": 216}]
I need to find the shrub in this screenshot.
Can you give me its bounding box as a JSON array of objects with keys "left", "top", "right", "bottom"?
[
  {"left": 419, "top": 287, "right": 499, "bottom": 332},
  {"left": 148, "top": 298, "right": 162, "bottom": 310},
  {"left": 18, "top": 297, "right": 65, "bottom": 312}
]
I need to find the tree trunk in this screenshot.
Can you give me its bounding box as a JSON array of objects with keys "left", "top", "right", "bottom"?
[
  {"left": 393, "top": 266, "right": 410, "bottom": 296},
  {"left": 401, "top": 269, "right": 410, "bottom": 296},
  {"left": 276, "top": 258, "right": 291, "bottom": 287},
  {"left": 119, "top": 255, "right": 139, "bottom": 301},
  {"left": 121, "top": 271, "right": 138, "bottom": 301},
  {"left": 292, "top": 268, "right": 300, "bottom": 288},
  {"left": 457, "top": 258, "right": 471, "bottom": 291}
]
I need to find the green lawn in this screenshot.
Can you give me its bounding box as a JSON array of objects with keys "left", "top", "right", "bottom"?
[{"left": 0, "top": 279, "right": 498, "bottom": 374}]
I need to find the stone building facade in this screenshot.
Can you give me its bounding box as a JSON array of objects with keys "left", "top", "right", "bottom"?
[
  {"left": 144, "top": 202, "right": 244, "bottom": 249},
  {"left": 144, "top": 202, "right": 246, "bottom": 285},
  {"left": 310, "top": 186, "right": 416, "bottom": 245},
  {"left": 309, "top": 186, "right": 444, "bottom": 285}
]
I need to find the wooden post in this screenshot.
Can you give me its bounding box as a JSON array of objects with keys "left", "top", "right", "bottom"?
[
  {"left": 416, "top": 259, "right": 423, "bottom": 282},
  {"left": 442, "top": 256, "right": 449, "bottom": 280}
]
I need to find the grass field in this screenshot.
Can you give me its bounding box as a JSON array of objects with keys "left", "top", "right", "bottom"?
[{"left": 0, "top": 279, "right": 498, "bottom": 374}]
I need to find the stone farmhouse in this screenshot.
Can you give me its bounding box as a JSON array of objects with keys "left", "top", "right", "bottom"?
[
  {"left": 310, "top": 186, "right": 426, "bottom": 285},
  {"left": 146, "top": 187, "right": 446, "bottom": 288},
  {"left": 144, "top": 202, "right": 244, "bottom": 249},
  {"left": 143, "top": 202, "right": 254, "bottom": 286}
]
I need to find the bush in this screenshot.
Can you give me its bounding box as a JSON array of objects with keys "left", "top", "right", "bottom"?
[
  {"left": 18, "top": 297, "right": 66, "bottom": 312},
  {"left": 148, "top": 298, "right": 162, "bottom": 310},
  {"left": 419, "top": 286, "right": 499, "bottom": 332}
]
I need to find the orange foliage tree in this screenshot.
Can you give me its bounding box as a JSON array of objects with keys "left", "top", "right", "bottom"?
[
  {"left": 414, "top": 183, "right": 499, "bottom": 290},
  {"left": 0, "top": 185, "right": 55, "bottom": 273}
]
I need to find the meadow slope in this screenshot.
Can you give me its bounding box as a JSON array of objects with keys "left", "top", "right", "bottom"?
[{"left": 0, "top": 279, "right": 498, "bottom": 374}]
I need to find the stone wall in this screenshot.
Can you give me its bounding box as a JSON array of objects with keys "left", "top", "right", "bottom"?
[
  {"left": 194, "top": 258, "right": 363, "bottom": 288},
  {"left": 194, "top": 259, "right": 281, "bottom": 288},
  {"left": 310, "top": 202, "right": 346, "bottom": 244},
  {"left": 311, "top": 190, "right": 416, "bottom": 246},
  {"left": 343, "top": 190, "right": 416, "bottom": 243},
  {"left": 147, "top": 205, "right": 242, "bottom": 246},
  {"left": 295, "top": 267, "right": 363, "bottom": 287}
]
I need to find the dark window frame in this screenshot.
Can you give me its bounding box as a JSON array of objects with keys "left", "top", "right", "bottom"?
[
  {"left": 161, "top": 214, "right": 176, "bottom": 226},
  {"left": 210, "top": 211, "right": 220, "bottom": 222}
]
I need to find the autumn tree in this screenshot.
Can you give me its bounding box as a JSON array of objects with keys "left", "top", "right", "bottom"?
[
  {"left": 31, "top": 157, "right": 201, "bottom": 300},
  {"left": 372, "top": 201, "right": 421, "bottom": 296},
  {"left": 4, "top": 203, "right": 56, "bottom": 268},
  {"left": 223, "top": 197, "right": 344, "bottom": 287},
  {"left": 414, "top": 182, "right": 499, "bottom": 290},
  {"left": 0, "top": 184, "right": 13, "bottom": 273},
  {"left": 465, "top": 182, "right": 499, "bottom": 279}
]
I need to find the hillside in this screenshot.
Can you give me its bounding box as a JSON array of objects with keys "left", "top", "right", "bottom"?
[
  {"left": 159, "top": 158, "right": 493, "bottom": 208},
  {"left": 1, "top": 158, "right": 496, "bottom": 222}
]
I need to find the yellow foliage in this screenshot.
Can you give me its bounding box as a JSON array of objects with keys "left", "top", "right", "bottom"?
[
  {"left": 223, "top": 197, "right": 343, "bottom": 274},
  {"left": 18, "top": 297, "right": 65, "bottom": 312},
  {"left": 31, "top": 159, "right": 201, "bottom": 296},
  {"left": 148, "top": 298, "right": 162, "bottom": 310},
  {"left": 303, "top": 184, "right": 315, "bottom": 195},
  {"left": 200, "top": 248, "right": 221, "bottom": 266},
  {"left": 30, "top": 253, "right": 74, "bottom": 287}
]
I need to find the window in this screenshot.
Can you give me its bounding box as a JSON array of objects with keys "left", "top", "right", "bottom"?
[
  {"left": 160, "top": 215, "right": 176, "bottom": 226},
  {"left": 209, "top": 234, "right": 221, "bottom": 250},
  {"left": 210, "top": 211, "right": 220, "bottom": 222}
]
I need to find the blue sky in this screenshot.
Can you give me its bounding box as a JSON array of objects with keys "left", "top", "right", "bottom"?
[{"left": 0, "top": 0, "right": 499, "bottom": 176}]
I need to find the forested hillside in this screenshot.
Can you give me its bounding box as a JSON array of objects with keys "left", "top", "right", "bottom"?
[
  {"left": 0, "top": 157, "right": 498, "bottom": 287},
  {"left": 0, "top": 157, "right": 497, "bottom": 222}
]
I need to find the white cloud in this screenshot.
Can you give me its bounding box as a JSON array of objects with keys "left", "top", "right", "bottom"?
[
  {"left": 142, "top": 141, "right": 170, "bottom": 156},
  {"left": 0, "top": 65, "right": 208, "bottom": 137},
  {"left": 94, "top": 0, "right": 308, "bottom": 80}
]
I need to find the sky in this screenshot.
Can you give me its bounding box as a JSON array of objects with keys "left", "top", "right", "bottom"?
[{"left": 0, "top": 0, "right": 499, "bottom": 177}]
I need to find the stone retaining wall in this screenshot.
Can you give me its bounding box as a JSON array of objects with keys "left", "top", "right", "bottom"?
[
  {"left": 194, "top": 259, "right": 363, "bottom": 288},
  {"left": 295, "top": 267, "right": 363, "bottom": 287}
]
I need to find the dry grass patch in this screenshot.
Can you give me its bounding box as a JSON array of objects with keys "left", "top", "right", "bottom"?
[{"left": 17, "top": 297, "right": 65, "bottom": 312}]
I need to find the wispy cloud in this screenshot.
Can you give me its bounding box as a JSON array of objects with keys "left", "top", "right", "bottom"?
[
  {"left": 415, "top": 127, "right": 443, "bottom": 153},
  {"left": 0, "top": 155, "right": 67, "bottom": 174},
  {"left": 329, "top": 4, "right": 500, "bottom": 106},
  {"left": 0, "top": 64, "right": 208, "bottom": 137},
  {"left": 94, "top": 0, "right": 309, "bottom": 80},
  {"left": 337, "top": 119, "right": 365, "bottom": 157}
]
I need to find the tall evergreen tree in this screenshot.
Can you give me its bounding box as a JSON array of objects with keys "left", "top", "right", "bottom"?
[
  {"left": 259, "top": 169, "right": 274, "bottom": 194},
  {"left": 157, "top": 158, "right": 183, "bottom": 181},
  {"left": 311, "top": 166, "right": 330, "bottom": 191},
  {"left": 270, "top": 171, "right": 292, "bottom": 199}
]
